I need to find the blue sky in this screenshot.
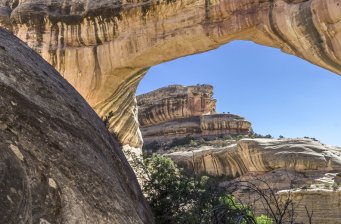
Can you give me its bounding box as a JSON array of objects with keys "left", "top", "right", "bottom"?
[{"left": 137, "top": 41, "right": 341, "bottom": 146}]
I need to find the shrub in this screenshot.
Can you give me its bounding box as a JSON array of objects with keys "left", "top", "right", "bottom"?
[
  {"left": 169, "top": 135, "right": 195, "bottom": 148},
  {"left": 136, "top": 154, "right": 271, "bottom": 224},
  {"left": 304, "top": 136, "right": 319, "bottom": 142},
  {"left": 332, "top": 182, "right": 339, "bottom": 191},
  {"left": 142, "top": 140, "right": 161, "bottom": 152},
  {"left": 248, "top": 130, "right": 273, "bottom": 139},
  {"left": 256, "top": 215, "right": 273, "bottom": 224},
  {"left": 102, "top": 111, "right": 114, "bottom": 128}
]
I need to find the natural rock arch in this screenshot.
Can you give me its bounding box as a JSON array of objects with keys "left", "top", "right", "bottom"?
[{"left": 1, "top": 0, "right": 340, "bottom": 148}]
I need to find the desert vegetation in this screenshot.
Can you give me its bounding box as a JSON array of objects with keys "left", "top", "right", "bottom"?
[
  {"left": 128, "top": 152, "right": 271, "bottom": 224},
  {"left": 127, "top": 151, "right": 318, "bottom": 224}
]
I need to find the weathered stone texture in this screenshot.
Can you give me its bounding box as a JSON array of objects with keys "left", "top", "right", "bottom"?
[
  {"left": 138, "top": 85, "right": 216, "bottom": 126},
  {"left": 167, "top": 138, "right": 341, "bottom": 223},
  {"left": 138, "top": 85, "right": 251, "bottom": 144},
  {"left": 167, "top": 138, "right": 341, "bottom": 177},
  {"left": 0, "top": 28, "right": 153, "bottom": 224},
  {"left": 1, "top": 0, "right": 341, "bottom": 147},
  {"left": 229, "top": 170, "right": 341, "bottom": 224}
]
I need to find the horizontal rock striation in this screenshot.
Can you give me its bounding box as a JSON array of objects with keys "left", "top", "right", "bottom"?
[
  {"left": 167, "top": 138, "right": 341, "bottom": 177},
  {"left": 138, "top": 85, "right": 251, "bottom": 145},
  {"left": 279, "top": 189, "right": 341, "bottom": 223},
  {"left": 227, "top": 170, "right": 341, "bottom": 224},
  {"left": 137, "top": 85, "right": 216, "bottom": 126},
  {"left": 0, "top": 28, "right": 153, "bottom": 224},
  {"left": 168, "top": 138, "right": 341, "bottom": 223},
  {"left": 1, "top": 0, "right": 341, "bottom": 148},
  {"left": 141, "top": 114, "right": 251, "bottom": 145}
]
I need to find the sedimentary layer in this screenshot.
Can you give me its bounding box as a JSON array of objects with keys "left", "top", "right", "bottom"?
[
  {"left": 228, "top": 170, "right": 341, "bottom": 224},
  {"left": 167, "top": 138, "right": 341, "bottom": 223},
  {"left": 137, "top": 85, "right": 216, "bottom": 126},
  {"left": 1, "top": 0, "right": 341, "bottom": 147},
  {"left": 138, "top": 84, "right": 251, "bottom": 144},
  {"left": 141, "top": 114, "right": 251, "bottom": 145},
  {"left": 0, "top": 28, "right": 153, "bottom": 224},
  {"left": 167, "top": 138, "right": 341, "bottom": 177}
]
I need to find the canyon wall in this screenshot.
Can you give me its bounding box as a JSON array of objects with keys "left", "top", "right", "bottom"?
[
  {"left": 167, "top": 138, "right": 341, "bottom": 223},
  {"left": 138, "top": 85, "right": 216, "bottom": 126},
  {"left": 0, "top": 28, "right": 153, "bottom": 224},
  {"left": 138, "top": 85, "right": 251, "bottom": 145},
  {"left": 0, "top": 0, "right": 341, "bottom": 147},
  {"left": 167, "top": 138, "right": 341, "bottom": 177}
]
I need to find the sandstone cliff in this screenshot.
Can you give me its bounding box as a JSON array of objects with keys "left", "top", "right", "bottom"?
[
  {"left": 137, "top": 85, "right": 251, "bottom": 146},
  {"left": 166, "top": 138, "right": 341, "bottom": 223},
  {"left": 230, "top": 169, "right": 341, "bottom": 224},
  {"left": 1, "top": 0, "right": 341, "bottom": 148},
  {"left": 138, "top": 85, "right": 216, "bottom": 126},
  {"left": 0, "top": 28, "right": 153, "bottom": 224},
  {"left": 167, "top": 138, "right": 341, "bottom": 177}
]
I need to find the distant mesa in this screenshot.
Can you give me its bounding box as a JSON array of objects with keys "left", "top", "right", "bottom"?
[{"left": 137, "top": 84, "right": 251, "bottom": 145}]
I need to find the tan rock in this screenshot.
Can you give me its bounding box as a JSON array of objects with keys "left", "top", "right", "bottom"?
[
  {"left": 138, "top": 85, "right": 216, "bottom": 126},
  {"left": 167, "top": 138, "right": 341, "bottom": 177},
  {"left": 281, "top": 189, "right": 341, "bottom": 224},
  {"left": 141, "top": 115, "right": 251, "bottom": 145},
  {"left": 226, "top": 171, "right": 341, "bottom": 224},
  {"left": 1, "top": 0, "right": 341, "bottom": 147},
  {"left": 138, "top": 85, "right": 251, "bottom": 145},
  {"left": 167, "top": 138, "right": 341, "bottom": 223}
]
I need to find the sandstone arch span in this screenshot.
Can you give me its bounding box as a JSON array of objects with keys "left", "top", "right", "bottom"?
[{"left": 1, "top": 0, "right": 340, "bottom": 147}]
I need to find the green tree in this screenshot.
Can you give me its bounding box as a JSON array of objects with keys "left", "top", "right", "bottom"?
[
  {"left": 256, "top": 215, "right": 273, "bottom": 224},
  {"left": 136, "top": 154, "right": 271, "bottom": 224}
]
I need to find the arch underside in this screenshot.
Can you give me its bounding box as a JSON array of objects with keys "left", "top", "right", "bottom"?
[{"left": 1, "top": 0, "right": 340, "bottom": 147}]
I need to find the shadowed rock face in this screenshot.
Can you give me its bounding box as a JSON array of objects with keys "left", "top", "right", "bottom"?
[
  {"left": 1, "top": 0, "right": 341, "bottom": 148},
  {"left": 0, "top": 28, "right": 153, "bottom": 224}
]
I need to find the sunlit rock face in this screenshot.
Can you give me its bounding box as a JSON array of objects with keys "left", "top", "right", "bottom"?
[
  {"left": 229, "top": 170, "right": 341, "bottom": 224},
  {"left": 138, "top": 85, "right": 216, "bottom": 126},
  {"left": 0, "top": 28, "right": 153, "bottom": 224},
  {"left": 168, "top": 138, "right": 341, "bottom": 223},
  {"left": 167, "top": 138, "right": 341, "bottom": 177},
  {"left": 1, "top": 0, "right": 341, "bottom": 147},
  {"left": 137, "top": 85, "right": 251, "bottom": 145}
]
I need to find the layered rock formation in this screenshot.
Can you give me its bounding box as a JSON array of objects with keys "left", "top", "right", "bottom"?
[
  {"left": 167, "top": 138, "right": 341, "bottom": 177},
  {"left": 1, "top": 0, "right": 341, "bottom": 148},
  {"left": 167, "top": 138, "right": 341, "bottom": 223},
  {"left": 138, "top": 85, "right": 216, "bottom": 126},
  {"left": 137, "top": 85, "right": 251, "bottom": 145},
  {"left": 0, "top": 28, "right": 153, "bottom": 224},
  {"left": 230, "top": 170, "right": 341, "bottom": 224}
]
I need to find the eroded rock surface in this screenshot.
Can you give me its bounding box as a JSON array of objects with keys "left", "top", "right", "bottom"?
[
  {"left": 138, "top": 85, "right": 216, "bottom": 126},
  {"left": 228, "top": 170, "right": 341, "bottom": 224},
  {"left": 137, "top": 85, "right": 251, "bottom": 146},
  {"left": 1, "top": 0, "right": 341, "bottom": 148},
  {"left": 167, "top": 138, "right": 341, "bottom": 177},
  {"left": 0, "top": 28, "right": 153, "bottom": 224},
  {"left": 167, "top": 138, "right": 341, "bottom": 223}
]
